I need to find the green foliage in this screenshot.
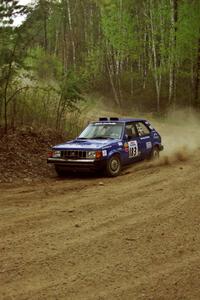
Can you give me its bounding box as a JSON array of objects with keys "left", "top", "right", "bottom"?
[
  {"left": 177, "top": 1, "right": 200, "bottom": 61},
  {"left": 59, "top": 71, "right": 83, "bottom": 111},
  {"left": 26, "top": 47, "right": 63, "bottom": 80},
  {"left": 81, "top": 45, "right": 104, "bottom": 85},
  {"left": 101, "top": 2, "right": 137, "bottom": 57},
  {"left": 1, "top": 0, "right": 200, "bottom": 131}
]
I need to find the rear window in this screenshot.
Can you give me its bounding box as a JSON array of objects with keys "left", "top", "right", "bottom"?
[{"left": 135, "top": 122, "right": 150, "bottom": 136}]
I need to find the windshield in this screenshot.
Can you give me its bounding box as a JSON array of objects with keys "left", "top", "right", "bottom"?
[{"left": 78, "top": 123, "right": 124, "bottom": 139}]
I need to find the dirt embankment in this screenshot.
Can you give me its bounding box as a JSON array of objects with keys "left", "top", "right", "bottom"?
[{"left": 0, "top": 127, "right": 64, "bottom": 183}]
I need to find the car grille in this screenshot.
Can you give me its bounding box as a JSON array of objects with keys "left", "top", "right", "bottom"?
[{"left": 61, "top": 150, "right": 87, "bottom": 159}]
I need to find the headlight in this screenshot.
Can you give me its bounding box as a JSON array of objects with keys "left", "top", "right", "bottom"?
[
  {"left": 86, "top": 151, "right": 96, "bottom": 158},
  {"left": 52, "top": 150, "right": 61, "bottom": 158}
]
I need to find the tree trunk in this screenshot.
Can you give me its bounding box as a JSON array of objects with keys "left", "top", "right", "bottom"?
[
  {"left": 43, "top": 11, "right": 48, "bottom": 52},
  {"left": 4, "top": 98, "right": 8, "bottom": 134},
  {"left": 194, "top": 36, "right": 200, "bottom": 107},
  {"left": 11, "top": 97, "right": 17, "bottom": 131},
  {"left": 169, "top": 0, "right": 178, "bottom": 107},
  {"left": 40, "top": 0, "right": 48, "bottom": 52},
  {"left": 142, "top": 30, "right": 148, "bottom": 89},
  {"left": 3, "top": 58, "right": 13, "bottom": 134},
  {"left": 62, "top": 7, "right": 68, "bottom": 72},
  {"left": 66, "top": 0, "right": 76, "bottom": 68},
  {"left": 106, "top": 53, "right": 121, "bottom": 107},
  {"left": 149, "top": 0, "right": 161, "bottom": 112}
]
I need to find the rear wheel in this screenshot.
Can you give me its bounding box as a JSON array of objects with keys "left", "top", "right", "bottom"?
[
  {"left": 105, "top": 155, "right": 121, "bottom": 177},
  {"left": 150, "top": 147, "right": 160, "bottom": 160}
]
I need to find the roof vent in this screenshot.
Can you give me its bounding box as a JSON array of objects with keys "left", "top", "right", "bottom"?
[
  {"left": 110, "top": 117, "right": 119, "bottom": 121},
  {"left": 99, "top": 117, "right": 108, "bottom": 121}
]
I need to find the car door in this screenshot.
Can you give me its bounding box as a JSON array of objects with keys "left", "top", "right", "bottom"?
[
  {"left": 123, "top": 122, "right": 143, "bottom": 164},
  {"left": 134, "top": 121, "right": 152, "bottom": 158}
]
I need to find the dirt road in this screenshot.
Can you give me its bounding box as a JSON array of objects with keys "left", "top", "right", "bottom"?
[{"left": 0, "top": 151, "right": 200, "bottom": 300}]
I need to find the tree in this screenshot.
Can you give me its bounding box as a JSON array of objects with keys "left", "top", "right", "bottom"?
[
  {"left": 0, "top": 1, "right": 31, "bottom": 132},
  {"left": 1, "top": 0, "right": 200, "bottom": 132},
  {"left": 100, "top": 0, "right": 136, "bottom": 106},
  {"left": 56, "top": 71, "right": 83, "bottom": 130},
  {"left": 0, "top": 0, "right": 27, "bottom": 25},
  {"left": 0, "top": 28, "right": 29, "bottom": 132}
]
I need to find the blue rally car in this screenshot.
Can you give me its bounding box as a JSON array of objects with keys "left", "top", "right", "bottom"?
[{"left": 47, "top": 117, "right": 163, "bottom": 177}]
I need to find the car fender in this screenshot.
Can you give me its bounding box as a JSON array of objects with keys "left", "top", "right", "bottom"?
[
  {"left": 152, "top": 142, "right": 163, "bottom": 151},
  {"left": 107, "top": 148, "right": 122, "bottom": 160},
  {"left": 152, "top": 141, "right": 160, "bottom": 147}
]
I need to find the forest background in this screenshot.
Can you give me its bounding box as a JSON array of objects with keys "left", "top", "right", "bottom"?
[{"left": 0, "top": 0, "right": 200, "bottom": 135}]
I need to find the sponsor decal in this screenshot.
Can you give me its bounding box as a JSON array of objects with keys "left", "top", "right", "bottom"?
[
  {"left": 118, "top": 142, "right": 123, "bottom": 146},
  {"left": 146, "top": 141, "right": 152, "bottom": 149},
  {"left": 128, "top": 140, "right": 138, "bottom": 158},
  {"left": 102, "top": 150, "right": 107, "bottom": 157}
]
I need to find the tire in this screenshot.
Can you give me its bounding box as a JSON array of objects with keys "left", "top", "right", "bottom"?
[
  {"left": 55, "top": 165, "right": 67, "bottom": 177},
  {"left": 105, "top": 154, "right": 121, "bottom": 177},
  {"left": 150, "top": 147, "right": 160, "bottom": 160}
]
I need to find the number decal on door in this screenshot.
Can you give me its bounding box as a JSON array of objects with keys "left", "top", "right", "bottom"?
[{"left": 128, "top": 141, "right": 138, "bottom": 158}]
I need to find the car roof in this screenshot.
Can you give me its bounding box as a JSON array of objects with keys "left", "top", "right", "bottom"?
[
  {"left": 92, "top": 118, "right": 147, "bottom": 123},
  {"left": 119, "top": 118, "right": 146, "bottom": 122}
]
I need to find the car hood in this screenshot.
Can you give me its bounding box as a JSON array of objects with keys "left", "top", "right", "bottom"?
[{"left": 53, "top": 139, "right": 121, "bottom": 150}]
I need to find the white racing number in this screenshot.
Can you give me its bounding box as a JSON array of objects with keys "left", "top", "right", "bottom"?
[{"left": 128, "top": 141, "right": 138, "bottom": 158}]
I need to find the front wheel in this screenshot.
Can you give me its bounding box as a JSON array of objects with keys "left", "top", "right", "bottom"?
[
  {"left": 55, "top": 165, "right": 67, "bottom": 177},
  {"left": 105, "top": 155, "right": 121, "bottom": 177}
]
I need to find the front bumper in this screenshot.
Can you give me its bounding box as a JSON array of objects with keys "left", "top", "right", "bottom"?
[{"left": 47, "top": 157, "right": 106, "bottom": 171}]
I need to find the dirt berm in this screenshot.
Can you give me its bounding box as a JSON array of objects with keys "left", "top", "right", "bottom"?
[{"left": 0, "top": 147, "right": 200, "bottom": 299}]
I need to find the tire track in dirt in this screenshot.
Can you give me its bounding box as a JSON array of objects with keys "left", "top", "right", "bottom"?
[
  {"left": 0, "top": 160, "right": 194, "bottom": 256},
  {"left": 0, "top": 151, "right": 200, "bottom": 300}
]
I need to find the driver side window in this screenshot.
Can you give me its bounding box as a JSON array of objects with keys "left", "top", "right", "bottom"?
[{"left": 125, "top": 123, "right": 137, "bottom": 139}]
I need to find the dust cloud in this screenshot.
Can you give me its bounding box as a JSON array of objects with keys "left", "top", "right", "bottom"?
[
  {"left": 87, "top": 105, "right": 200, "bottom": 165},
  {"left": 151, "top": 109, "right": 200, "bottom": 165}
]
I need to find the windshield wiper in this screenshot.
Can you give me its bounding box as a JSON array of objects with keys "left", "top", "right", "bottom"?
[
  {"left": 89, "top": 136, "right": 105, "bottom": 139},
  {"left": 78, "top": 136, "right": 115, "bottom": 140}
]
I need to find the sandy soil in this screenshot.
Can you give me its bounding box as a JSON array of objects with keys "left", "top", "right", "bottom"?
[{"left": 0, "top": 150, "right": 200, "bottom": 300}]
